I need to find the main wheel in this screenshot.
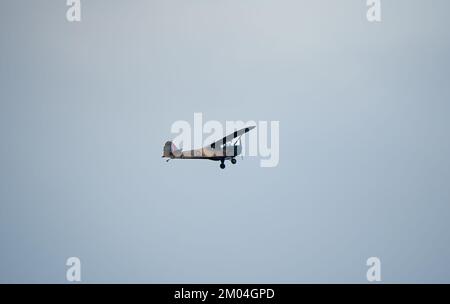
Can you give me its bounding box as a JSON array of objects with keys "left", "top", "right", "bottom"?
[
  {"left": 220, "top": 163, "right": 226, "bottom": 169},
  {"left": 231, "top": 158, "right": 237, "bottom": 164}
]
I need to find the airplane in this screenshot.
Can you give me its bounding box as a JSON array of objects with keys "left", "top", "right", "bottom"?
[{"left": 162, "top": 126, "right": 255, "bottom": 169}]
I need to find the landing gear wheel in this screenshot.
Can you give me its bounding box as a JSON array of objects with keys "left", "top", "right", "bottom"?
[
  {"left": 220, "top": 163, "right": 226, "bottom": 169},
  {"left": 231, "top": 158, "right": 237, "bottom": 164}
]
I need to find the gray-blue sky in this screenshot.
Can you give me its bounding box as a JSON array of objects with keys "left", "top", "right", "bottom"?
[{"left": 1, "top": 0, "right": 450, "bottom": 283}]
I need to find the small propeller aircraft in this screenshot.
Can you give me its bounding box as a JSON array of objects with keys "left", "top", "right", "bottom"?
[{"left": 162, "top": 126, "right": 255, "bottom": 169}]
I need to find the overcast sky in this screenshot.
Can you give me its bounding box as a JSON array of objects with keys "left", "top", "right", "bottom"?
[{"left": 1, "top": 0, "right": 450, "bottom": 283}]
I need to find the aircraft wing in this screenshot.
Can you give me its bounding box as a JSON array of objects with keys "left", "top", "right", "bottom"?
[{"left": 209, "top": 126, "right": 255, "bottom": 149}]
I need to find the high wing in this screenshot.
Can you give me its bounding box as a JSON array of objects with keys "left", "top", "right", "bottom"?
[{"left": 209, "top": 126, "right": 255, "bottom": 149}]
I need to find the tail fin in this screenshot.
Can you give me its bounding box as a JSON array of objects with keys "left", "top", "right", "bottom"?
[{"left": 162, "top": 141, "right": 178, "bottom": 158}]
